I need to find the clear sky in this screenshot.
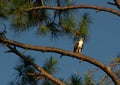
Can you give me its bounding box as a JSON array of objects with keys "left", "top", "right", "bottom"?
[{"left": 0, "top": 0, "right": 120, "bottom": 85}]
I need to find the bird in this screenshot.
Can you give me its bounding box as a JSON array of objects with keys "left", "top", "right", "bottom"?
[{"left": 74, "top": 38, "right": 84, "bottom": 53}]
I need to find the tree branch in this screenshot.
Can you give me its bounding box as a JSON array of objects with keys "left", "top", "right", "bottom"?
[
  {"left": 7, "top": 45, "right": 66, "bottom": 85},
  {"left": 0, "top": 37, "right": 120, "bottom": 84},
  {"left": 25, "top": 4, "right": 120, "bottom": 16},
  {"left": 114, "top": 0, "right": 120, "bottom": 9},
  {"left": 27, "top": 72, "right": 45, "bottom": 80}
]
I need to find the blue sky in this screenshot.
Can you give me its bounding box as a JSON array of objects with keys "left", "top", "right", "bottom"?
[{"left": 0, "top": 0, "right": 120, "bottom": 85}]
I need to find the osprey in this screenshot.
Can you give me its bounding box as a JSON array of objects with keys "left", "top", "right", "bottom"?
[{"left": 74, "top": 38, "right": 84, "bottom": 53}]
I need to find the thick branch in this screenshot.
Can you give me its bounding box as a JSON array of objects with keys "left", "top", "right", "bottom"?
[
  {"left": 7, "top": 46, "right": 65, "bottom": 85},
  {"left": 25, "top": 5, "right": 120, "bottom": 16},
  {"left": 0, "top": 37, "right": 120, "bottom": 84}
]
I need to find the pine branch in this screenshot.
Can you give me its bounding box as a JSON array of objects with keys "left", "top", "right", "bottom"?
[
  {"left": 7, "top": 45, "right": 66, "bottom": 85},
  {"left": 0, "top": 37, "right": 120, "bottom": 84},
  {"left": 25, "top": 5, "right": 120, "bottom": 16}
]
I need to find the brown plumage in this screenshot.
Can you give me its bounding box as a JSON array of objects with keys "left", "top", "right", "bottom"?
[{"left": 74, "top": 42, "right": 79, "bottom": 53}]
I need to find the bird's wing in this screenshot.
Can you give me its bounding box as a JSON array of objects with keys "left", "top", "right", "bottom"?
[{"left": 74, "top": 42, "right": 79, "bottom": 52}]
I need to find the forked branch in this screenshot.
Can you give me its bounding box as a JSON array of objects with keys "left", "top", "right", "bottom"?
[
  {"left": 0, "top": 37, "right": 120, "bottom": 84},
  {"left": 7, "top": 45, "right": 66, "bottom": 85}
]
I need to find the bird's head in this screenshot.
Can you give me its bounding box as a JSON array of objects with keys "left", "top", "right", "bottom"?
[{"left": 80, "top": 38, "right": 84, "bottom": 41}]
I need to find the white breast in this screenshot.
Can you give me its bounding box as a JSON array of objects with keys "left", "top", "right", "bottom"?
[{"left": 78, "top": 40, "right": 83, "bottom": 48}]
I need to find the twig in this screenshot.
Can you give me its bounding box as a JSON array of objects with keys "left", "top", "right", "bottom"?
[
  {"left": 27, "top": 73, "right": 45, "bottom": 80},
  {"left": 99, "top": 75, "right": 108, "bottom": 85}
]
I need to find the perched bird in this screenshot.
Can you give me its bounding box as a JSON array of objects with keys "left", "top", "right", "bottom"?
[{"left": 74, "top": 38, "right": 84, "bottom": 53}]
